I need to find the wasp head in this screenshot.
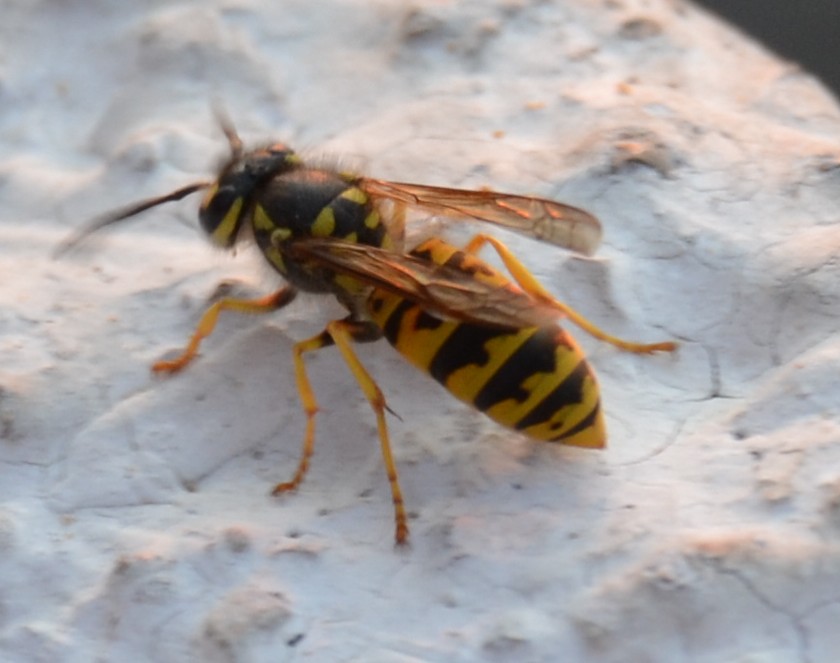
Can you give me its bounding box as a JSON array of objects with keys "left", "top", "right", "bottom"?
[
  {"left": 199, "top": 142, "right": 299, "bottom": 248},
  {"left": 56, "top": 116, "right": 298, "bottom": 257}
]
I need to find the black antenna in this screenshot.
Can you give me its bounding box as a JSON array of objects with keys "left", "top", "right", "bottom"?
[
  {"left": 55, "top": 110, "right": 243, "bottom": 258},
  {"left": 212, "top": 104, "right": 243, "bottom": 161},
  {"left": 54, "top": 181, "right": 211, "bottom": 257}
]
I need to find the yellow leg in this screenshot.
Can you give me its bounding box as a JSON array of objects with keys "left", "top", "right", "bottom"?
[
  {"left": 273, "top": 319, "right": 409, "bottom": 545},
  {"left": 272, "top": 329, "right": 331, "bottom": 499},
  {"left": 152, "top": 288, "right": 296, "bottom": 373},
  {"left": 389, "top": 201, "right": 407, "bottom": 248},
  {"left": 462, "top": 234, "right": 677, "bottom": 355}
]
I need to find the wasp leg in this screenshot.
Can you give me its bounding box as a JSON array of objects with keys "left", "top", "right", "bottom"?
[
  {"left": 462, "top": 234, "right": 677, "bottom": 354},
  {"left": 152, "top": 287, "right": 297, "bottom": 373},
  {"left": 387, "top": 200, "right": 407, "bottom": 249},
  {"left": 273, "top": 318, "right": 409, "bottom": 545}
]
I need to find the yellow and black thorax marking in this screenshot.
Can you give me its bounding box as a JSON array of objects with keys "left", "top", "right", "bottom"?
[{"left": 250, "top": 169, "right": 393, "bottom": 296}]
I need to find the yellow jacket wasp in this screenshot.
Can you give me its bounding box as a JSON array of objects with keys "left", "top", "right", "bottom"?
[{"left": 59, "top": 118, "right": 676, "bottom": 544}]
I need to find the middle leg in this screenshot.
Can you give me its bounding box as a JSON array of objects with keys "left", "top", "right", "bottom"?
[{"left": 273, "top": 318, "right": 409, "bottom": 544}]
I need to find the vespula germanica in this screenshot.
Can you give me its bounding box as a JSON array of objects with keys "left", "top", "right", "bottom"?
[{"left": 60, "top": 118, "right": 676, "bottom": 544}]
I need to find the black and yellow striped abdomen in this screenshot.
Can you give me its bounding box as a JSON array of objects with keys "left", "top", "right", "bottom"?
[{"left": 367, "top": 238, "right": 606, "bottom": 448}]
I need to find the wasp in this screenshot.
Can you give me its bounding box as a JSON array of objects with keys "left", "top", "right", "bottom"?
[{"left": 59, "top": 118, "right": 676, "bottom": 544}]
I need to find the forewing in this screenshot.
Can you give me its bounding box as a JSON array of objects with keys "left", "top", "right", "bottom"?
[
  {"left": 285, "top": 238, "right": 561, "bottom": 330},
  {"left": 360, "top": 179, "right": 602, "bottom": 256}
]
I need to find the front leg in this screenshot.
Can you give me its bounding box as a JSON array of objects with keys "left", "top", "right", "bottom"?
[{"left": 153, "top": 286, "right": 297, "bottom": 374}]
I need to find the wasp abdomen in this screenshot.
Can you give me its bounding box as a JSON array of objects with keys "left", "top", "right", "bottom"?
[{"left": 367, "top": 238, "right": 606, "bottom": 448}]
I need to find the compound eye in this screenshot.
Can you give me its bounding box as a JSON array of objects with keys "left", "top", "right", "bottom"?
[{"left": 199, "top": 184, "right": 243, "bottom": 247}]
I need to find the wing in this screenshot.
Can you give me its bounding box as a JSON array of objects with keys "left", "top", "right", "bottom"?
[
  {"left": 359, "top": 179, "right": 602, "bottom": 256},
  {"left": 285, "top": 238, "right": 562, "bottom": 330}
]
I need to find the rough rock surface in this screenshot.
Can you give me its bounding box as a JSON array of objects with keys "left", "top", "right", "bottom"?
[{"left": 1, "top": 1, "right": 839, "bottom": 661}]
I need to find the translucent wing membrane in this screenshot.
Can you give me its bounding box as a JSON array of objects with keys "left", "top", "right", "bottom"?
[{"left": 360, "top": 179, "right": 602, "bottom": 256}]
